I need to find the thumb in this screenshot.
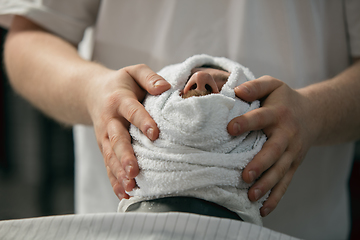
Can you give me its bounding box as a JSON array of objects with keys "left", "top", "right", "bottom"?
[
  {"left": 123, "top": 64, "right": 171, "bottom": 96},
  {"left": 234, "top": 75, "right": 284, "bottom": 102}
]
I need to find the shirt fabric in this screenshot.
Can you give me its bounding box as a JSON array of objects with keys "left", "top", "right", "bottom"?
[
  {"left": 0, "top": 1, "right": 359, "bottom": 239},
  {"left": 0, "top": 212, "right": 300, "bottom": 240}
]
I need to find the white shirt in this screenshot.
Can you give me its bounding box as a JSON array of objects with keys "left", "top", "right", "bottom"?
[{"left": 1, "top": 1, "right": 359, "bottom": 239}]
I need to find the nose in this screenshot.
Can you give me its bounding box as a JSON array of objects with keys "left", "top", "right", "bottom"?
[{"left": 183, "top": 71, "right": 220, "bottom": 96}]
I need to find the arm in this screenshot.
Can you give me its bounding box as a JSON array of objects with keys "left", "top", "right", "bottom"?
[
  {"left": 228, "top": 58, "right": 360, "bottom": 216},
  {"left": 4, "top": 16, "right": 170, "bottom": 199}
]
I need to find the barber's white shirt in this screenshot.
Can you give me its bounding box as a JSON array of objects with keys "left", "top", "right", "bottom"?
[{"left": 1, "top": 1, "right": 359, "bottom": 239}]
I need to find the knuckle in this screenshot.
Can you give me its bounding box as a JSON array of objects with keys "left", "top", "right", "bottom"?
[
  {"left": 104, "top": 91, "right": 121, "bottom": 110},
  {"left": 258, "top": 113, "right": 268, "bottom": 128},
  {"left": 145, "top": 71, "right": 162, "bottom": 86},
  {"left": 127, "top": 107, "right": 139, "bottom": 123},
  {"left": 238, "top": 114, "right": 249, "bottom": 128},
  {"left": 136, "top": 63, "right": 148, "bottom": 69},
  {"left": 262, "top": 75, "right": 273, "bottom": 80},
  {"left": 251, "top": 110, "right": 266, "bottom": 129},
  {"left": 272, "top": 141, "right": 284, "bottom": 157},
  {"left": 115, "top": 168, "right": 126, "bottom": 180},
  {"left": 262, "top": 75, "right": 281, "bottom": 84},
  {"left": 117, "top": 67, "right": 127, "bottom": 78},
  {"left": 108, "top": 132, "right": 128, "bottom": 150},
  {"left": 120, "top": 98, "right": 139, "bottom": 123},
  {"left": 109, "top": 133, "right": 120, "bottom": 146},
  {"left": 292, "top": 143, "right": 303, "bottom": 156},
  {"left": 252, "top": 159, "right": 267, "bottom": 174},
  {"left": 112, "top": 180, "right": 120, "bottom": 190},
  {"left": 103, "top": 148, "right": 113, "bottom": 164},
  {"left": 276, "top": 106, "right": 301, "bottom": 138},
  {"left": 107, "top": 157, "right": 117, "bottom": 169},
  {"left": 251, "top": 80, "right": 263, "bottom": 94},
  {"left": 275, "top": 164, "right": 288, "bottom": 178},
  {"left": 123, "top": 63, "right": 147, "bottom": 72}
]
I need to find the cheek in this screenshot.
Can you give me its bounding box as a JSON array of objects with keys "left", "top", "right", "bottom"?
[{"left": 217, "top": 81, "right": 226, "bottom": 91}]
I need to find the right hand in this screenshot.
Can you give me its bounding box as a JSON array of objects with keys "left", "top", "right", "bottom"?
[
  {"left": 86, "top": 64, "right": 171, "bottom": 199},
  {"left": 228, "top": 76, "right": 317, "bottom": 216}
]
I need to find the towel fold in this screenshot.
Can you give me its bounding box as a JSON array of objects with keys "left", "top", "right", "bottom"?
[{"left": 118, "top": 54, "right": 267, "bottom": 225}]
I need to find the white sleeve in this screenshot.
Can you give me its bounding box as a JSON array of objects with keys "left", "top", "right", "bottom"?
[
  {"left": 345, "top": 0, "right": 360, "bottom": 57},
  {"left": 0, "top": 0, "right": 100, "bottom": 44}
]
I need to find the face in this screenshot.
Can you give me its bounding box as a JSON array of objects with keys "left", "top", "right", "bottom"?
[{"left": 181, "top": 67, "right": 230, "bottom": 99}]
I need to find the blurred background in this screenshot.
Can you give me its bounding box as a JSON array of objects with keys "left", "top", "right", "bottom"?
[
  {"left": 0, "top": 26, "right": 359, "bottom": 239},
  {"left": 0, "top": 27, "right": 74, "bottom": 219}
]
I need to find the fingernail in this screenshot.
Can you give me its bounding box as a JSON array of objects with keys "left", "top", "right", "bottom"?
[
  {"left": 154, "top": 79, "right": 169, "bottom": 87},
  {"left": 248, "top": 170, "right": 256, "bottom": 182},
  {"left": 254, "top": 189, "right": 262, "bottom": 201},
  {"left": 125, "top": 165, "right": 133, "bottom": 176},
  {"left": 233, "top": 122, "right": 241, "bottom": 135},
  {"left": 262, "top": 208, "right": 271, "bottom": 216},
  {"left": 146, "top": 127, "right": 154, "bottom": 140}
]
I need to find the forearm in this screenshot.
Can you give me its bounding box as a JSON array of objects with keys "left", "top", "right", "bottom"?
[
  {"left": 299, "top": 58, "right": 360, "bottom": 145},
  {"left": 4, "top": 16, "right": 113, "bottom": 125},
  {"left": 4, "top": 17, "right": 173, "bottom": 201}
]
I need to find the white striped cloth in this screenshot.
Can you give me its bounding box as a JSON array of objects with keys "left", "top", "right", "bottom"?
[{"left": 0, "top": 212, "right": 301, "bottom": 240}]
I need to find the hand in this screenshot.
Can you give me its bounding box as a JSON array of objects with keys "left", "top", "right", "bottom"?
[
  {"left": 86, "top": 64, "right": 171, "bottom": 199},
  {"left": 227, "top": 75, "right": 319, "bottom": 217}
]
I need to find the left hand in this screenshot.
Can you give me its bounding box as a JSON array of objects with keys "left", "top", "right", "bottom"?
[{"left": 227, "top": 75, "right": 319, "bottom": 217}]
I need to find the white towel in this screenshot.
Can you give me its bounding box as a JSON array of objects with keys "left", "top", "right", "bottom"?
[{"left": 118, "top": 54, "right": 267, "bottom": 225}]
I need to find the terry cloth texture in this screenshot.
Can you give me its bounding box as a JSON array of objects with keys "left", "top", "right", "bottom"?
[{"left": 118, "top": 54, "right": 267, "bottom": 225}]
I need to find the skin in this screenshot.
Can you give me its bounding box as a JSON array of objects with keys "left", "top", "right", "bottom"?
[
  {"left": 181, "top": 67, "right": 230, "bottom": 98},
  {"left": 5, "top": 16, "right": 360, "bottom": 217},
  {"left": 229, "top": 61, "right": 360, "bottom": 216},
  {"left": 4, "top": 16, "right": 171, "bottom": 200}
]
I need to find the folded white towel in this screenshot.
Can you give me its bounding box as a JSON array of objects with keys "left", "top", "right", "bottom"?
[{"left": 118, "top": 54, "right": 267, "bottom": 225}]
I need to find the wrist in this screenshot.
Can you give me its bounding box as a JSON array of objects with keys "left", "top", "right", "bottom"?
[
  {"left": 82, "top": 63, "right": 118, "bottom": 125},
  {"left": 296, "top": 86, "right": 326, "bottom": 146}
]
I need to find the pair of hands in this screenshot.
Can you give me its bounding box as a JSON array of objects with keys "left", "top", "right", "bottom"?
[{"left": 87, "top": 64, "right": 317, "bottom": 217}]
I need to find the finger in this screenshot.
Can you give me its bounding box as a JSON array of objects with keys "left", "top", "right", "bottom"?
[
  {"left": 124, "top": 64, "right": 171, "bottom": 95},
  {"left": 248, "top": 151, "right": 293, "bottom": 202},
  {"left": 104, "top": 135, "right": 137, "bottom": 195},
  {"left": 234, "top": 75, "right": 283, "bottom": 102},
  {"left": 103, "top": 136, "right": 128, "bottom": 181},
  {"left": 227, "top": 107, "right": 276, "bottom": 136},
  {"left": 106, "top": 166, "right": 129, "bottom": 199},
  {"left": 103, "top": 137, "right": 129, "bottom": 199},
  {"left": 243, "top": 131, "right": 289, "bottom": 183},
  {"left": 260, "top": 165, "right": 296, "bottom": 217},
  {"left": 118, "top": 96, "right": 159, "bottom": 141},
  {"left": 107, "top": 118, "right": 140, "bottom": 179}
]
